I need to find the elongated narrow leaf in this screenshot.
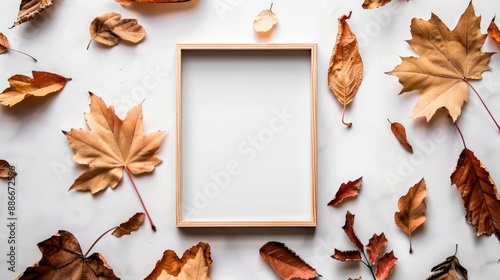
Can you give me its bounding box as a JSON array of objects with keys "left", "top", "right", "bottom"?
[
  {"left": 112, "top": 212, "right": 145, "bottom": 237},
  {"left": 331, "top": 249, "right": 362, "bottom": 262},
  {"left": 366, "top": 233, "right": 387, "bottom": 265},
  {"left": 260, "top": 241, "right": 320, "bottom": 280},
  {"left": 343, "top": 211, "right": 364, "bottom": 250},
  {"left": 388, "top": 120, "right": 413, "bottom": 153},
  {"left": 328, "top": 11, "right": 364, "bottom": 127},
  {"left": 11, "top": 0, "right": 53, "bottom": 28},
  {"left": 328, "top": 177, "right": 362, "bottom": 206},
  {"left": 451, "top": 148, "right": 500, "bottom": 241},
  {"left": 375, "top": 251, "right": 398, "bottom": 280},
  {"left": 395, "top": 178, "right": 427, "bottom": 253}
]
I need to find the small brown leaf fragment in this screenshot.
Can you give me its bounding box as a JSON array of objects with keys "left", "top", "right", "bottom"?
[
  {"left": 259, "top": 241, "right": 320, "bottom": 280},
  {"left": 366, "top": 233, "right": 388, "bottom": 265},
  {"left": 343, "top": 211, "right": 364, "bottom": 250},
  {"left": 328, "top": 177, "right": 362, "bottom": 206},
  {"left": 117, "top": 0, "right": 191, "bottom": 5},
  {"left": 145, "top": 242, "right": 212, "bottom": 280},
  {"left": 0, "top": 33, "right": 8, "bottom": 54},
  {"left": 426, "top": 246, "right": 468, "bottom": 280},
  {"left": 88, "top": 12, "right": 146, "bottom": 49},
  {"left": 11, "top": 0, "right": 54, "bottom": 28},
  {"left": 375, "top": 251, "right": 398, "bottom": 280},
  {"left": 0, "top": 71, "right": 71, "bottom": 107},
  {"left": 348, "top": 278, "right": 362, "bottom": 280},
  {"left": 451, "top": 148, "right": 500, "bottom": 241},
  {"left": 388, "top": 119, "right": 413, "bottom": 153},
  {"left": 112, "top": 212, "right": 145, "bottom": 237},
  {"left": 394, "top": 178, "right": 427, "bottom": 253},
  {"left": 331, "top": 249, "right": 362, "bottom": 262},
  {"left": 0, "top": 160, "right": 16, "bottom": 178},
  {"left": 487, "top": 17, "right": 500, "bottom": 47},
  {"left": 253, "top": 3, "right": 278, "bottom": 33},
  {"left": 16, "top": 230, "right": 118, "bottom": 280},
  {"left": 328, "top": 11, "right": 364, "bottom": 127},
  {"left": 362, "top": 0, "right": 392, "bottom": 9}
]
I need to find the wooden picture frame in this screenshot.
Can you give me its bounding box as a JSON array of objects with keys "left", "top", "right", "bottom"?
[{"left": 176, "top": 44, "right": 317, "bottom": 227}]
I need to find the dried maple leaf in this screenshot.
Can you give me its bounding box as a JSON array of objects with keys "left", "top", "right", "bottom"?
[
  {"left": 112, "top": 212, "right": 145, "bottom": 237},
  {"left": 426, "top": 246, "right": 468, "bottom": 280},
  {"left": 0, "top": 160, "right": 16, "bottom": 178},
  {"left": 0, "top": 32, "right": 37, "bottom": 61},
  {"left": 253, "top": 3, "right": 278, "bottom": 33},
  {"left": 117, "top": 0, "right": 191, "bottom": 4},
  {"left": 16, "top": 230, "right": 118, "bottom": 280},
  {"left": 260, "top": 241, "right": 320, "bottom": 280},
  {"left": 0, "top": 71, "right": 71, "bottom": 107},
  {"left": 451, "top": 148, "right": 500, "bottom": 241},
  {"left": 11, "top": 0, "right": 53, "bottom": 28},
  {"left": 386, "top": 2, "right": 494, "bottom": 122},
  {"left": 328, "top": 176, "right": 362, "bottom": 206},
  {"left": 487, "top": 17, "right": 500, "bottom": 47},
  {"left": 145, "top": 242, "right": 212, "bottom": 280},
  {"left": 333, "top": 211, "right": 398, "bottom": 280},
  {"left": 328, "top": 11, "right": 363, "bottom": 127},
  {"left": 63, "top": 93, "right": 166, "bottom": 230},
  {"left": 87, "top": 12, "right": 146, "bottom": 49},
  {"left": 388, "top": 119, "right": 413, "bottom": 153},
  {"left": 394, "top": 178, "right": 427, "bottom": 253}
]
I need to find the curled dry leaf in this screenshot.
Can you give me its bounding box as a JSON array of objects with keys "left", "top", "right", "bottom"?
[
  {"left": 260, "top": 241, "right": 320, "bottom": 280},
  {"left": 394, "top": 178, "right": 427, "bottom": 253},
  {"left": 451, "top": 148, "right": 500, "bottom": 241},
  {"left": 375, "top": 251, "right": 398, "bottom": 280},
  {"left": 16, "top": 230, "right": 118, "bottom": 280},
  {"left": 112, "top": 212, "right": 145, "bottom": 237},
  {"left": 145, "top": 242, "right": 212, "bottom": 280},
  {"left": 343, "top": 211, "right": 364, "bottom": 250},
  {"left": 88, "top": 12, "right": 146, "bottom": 49},
  {"left": 426, "top": 246, "right": 468, "bottom": 280},
  {"left": 328, "top": 176, "right": 363, "bottom": 206},
  {"left": 487, "top": 17, "right": 500, "bottom": 47},
  {"left": 0, "top": 32, "right": 37, "bottom": 61},
  {"left": 332, "top": 249, "right": 362, "bottom": 262},
  {"left": 388, "top": 119, "right": 413, "bottom": 153},
  {"left": 0, "top": 160, "right": 16, "bottom": 178},
  {"left": 328, "top": 11, "right": 364, "bottom": 127},
  {"left": 117, "top": 0, "right": 191, "bottom": 4},
  {"left": 0, "top": 71, "right": 71, "bottom": 107},
  {"left": 362, "top": 0, "right": 392, "bottom": 9},
  {"left": 253, "top": 3, "right": 278, "bottom": 33},
  {"left": 11, "top": 0, "right": 53, "bottom": 28},
  {"left": 386, "top": 2, "right": 494, "bottom": 122},
  {"left": 366, "top": 233, "right": 388, "bottom": 265}
]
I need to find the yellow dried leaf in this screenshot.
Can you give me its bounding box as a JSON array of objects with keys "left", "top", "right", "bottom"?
[{"left": 253, "top": 4, "right": 278, "bottom": 33}]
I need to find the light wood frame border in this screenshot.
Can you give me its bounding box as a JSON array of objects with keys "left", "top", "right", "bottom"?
[{"left": 176, "top": 44, "right": 317, "bottom": 227}]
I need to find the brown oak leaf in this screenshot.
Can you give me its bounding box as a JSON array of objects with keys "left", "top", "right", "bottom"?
[
  {"left": 388, "top": 119, "right": 413, "bottom": 153},
  {"left": 0, "top": 160, "right": 16, "bottom": 178},
  {"left": 63, "top": 93, "right": 165, "bottom": 194},
  {"left": 260, "top": 241, "right": 320, "bottom": 280},
  {"left": 386, "top": 2, "right": 493, "bottom": 122},
  {"left": 117, "top": 0, "right": 191, "bottom": 5},
  {"left": 112, "top": 212, "right": 145, "bottom": 237},
  {"left": 0, "top": 71, "right": 71, "bottom": 107},
  {"left": 87, "top": 12, "right": 146, "bottom": 49},
  {"left": 451, "top": 148, "right": 500, "bottom": 241},
  {"left": 328, "top": 11, "right": 364, "bottom": 127},
  {"left": 366, "top": 233, "right": 388, "bottom": 265},
  {"left": 394, "top": 178, "right": 427, "bottom": 253},
  {"left": 145, "top": 242, "right": 212, "bottom": 280},
  {"left": 328, "top": 176, "right": 362, "bottom": 206},
  {"left": 11, "top": 0, "right": 53, "bottom": 28},
  {"left": 16, "top": 230, "right": 118, "bottom": 280},
  {"left": 487, "top": 16, "right": 500, "bottom": 47},
  {"left": 426, "top": 246, "right": 468, "bottom": 280}
]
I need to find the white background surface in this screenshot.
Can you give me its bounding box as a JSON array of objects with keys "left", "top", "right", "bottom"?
[{"left": 1, "top": 0, "right": 500, "bottom": 279}]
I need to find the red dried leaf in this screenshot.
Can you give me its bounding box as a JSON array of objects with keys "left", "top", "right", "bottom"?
[
  {"left": 451, "top": 148, "right": 500, "bottom": 240},
  {"left": 260, "top": 241, "right": 320, "bottom": 280},
  {"left": 331, "top": 249, "right": 362, "bottom": 262},
  {"left": 375, "top": 251, "right": 398, "bottom": 280},
  {"left": 328, "top": 177, "right": 362, "bottom": 206},
  {"left": 366, "top": 233, "right": 388, "bottom": 265},
  {"left": 488, "top": 16, "right": 500, "bottom": 47},
  {"left": 343, "top": 211, "right": 364, "bottom": 250},
  {"left": 388, "top": 120, "right": 413, "bottom": 153}
]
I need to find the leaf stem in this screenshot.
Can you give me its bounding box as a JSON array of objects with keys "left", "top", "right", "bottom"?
[
  {"left": 464, "top": 79, "right": 500, "bottom": 132},
  {"left": 269, "top": 2, "right": 273, "bottom": 10},
  {"left": 84, "top": 226, "right": 117, "bottom": 258},
  {"left": 124, "top": 167, "right": 156, "bottom": 231},
  {"left": 453, "top": 121, "right": 467, "bottom": 150},
  {"left": 342, "top": 104, "right": 352, "bottom": 127},
  {"left": 360, "top": 250, "right": 377, "bottom": 280},
  {"left": 9, "top": 48, "right": 37, "bottom": 62},
  {"left": 409, "top": 234, "right": 413, "bottom": 254}
]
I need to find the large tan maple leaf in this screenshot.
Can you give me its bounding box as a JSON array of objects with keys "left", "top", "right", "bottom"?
[
  {"left": 387, "top": 2, "right": 494, "bottom": 122},
  {"left": 63, "top": 93, "right": 165, "bottom": 194}
]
